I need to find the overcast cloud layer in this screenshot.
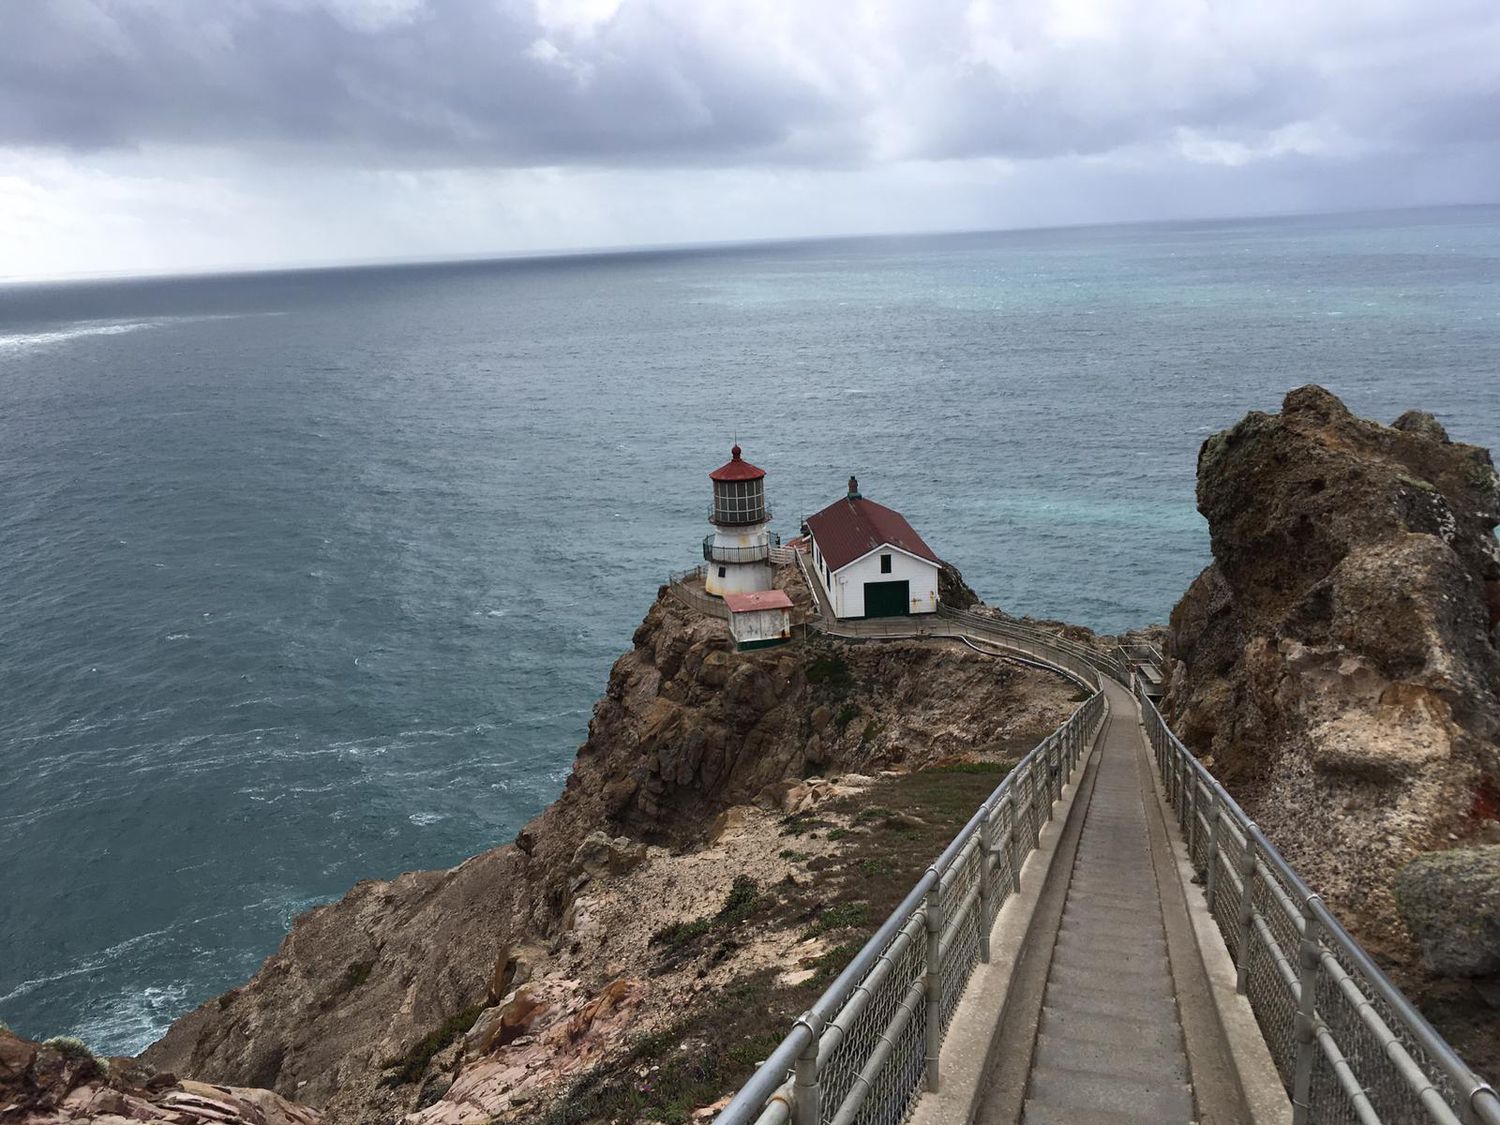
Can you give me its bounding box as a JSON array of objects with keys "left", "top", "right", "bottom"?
[{"left": 2, "top": 0, "right": 1498, "bottom": 278}]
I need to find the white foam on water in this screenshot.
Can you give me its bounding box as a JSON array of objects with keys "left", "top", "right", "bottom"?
[
  {"left": 68, "top": 982, "right": 190, "bottom": 1056},
  {"left": 0, "top": 321, "right": 159, "bottom": 351},
  {"left": 408, "top": 812, "right": 445, "bottom": 826}
]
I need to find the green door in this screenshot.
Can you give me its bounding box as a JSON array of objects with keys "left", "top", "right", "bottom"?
[{"left": 864, "top": 580, "right": 910, "bottom": 618}]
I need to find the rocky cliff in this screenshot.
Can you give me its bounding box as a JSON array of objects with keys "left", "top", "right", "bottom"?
[
  {"left": 145, "top": 576, "right": 1080, "bottom": 1123},
  {"left": 0, "top": 1026, "right": 318, "bottom": 1125},
  {"left": 1164, "top": 387, "right": 1500, "bottom": 1062}
]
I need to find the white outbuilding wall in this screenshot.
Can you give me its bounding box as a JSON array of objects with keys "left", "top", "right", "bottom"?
[{"left": 812, "top": 543, "right": 939, "bottom": 618}]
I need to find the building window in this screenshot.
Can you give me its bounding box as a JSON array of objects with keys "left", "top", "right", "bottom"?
[
  {"left": 880, "top": 554, "right": 892, "bottom": 574},
  {"left": 718, "top": 566, "right": 726, "bottom": 578}
]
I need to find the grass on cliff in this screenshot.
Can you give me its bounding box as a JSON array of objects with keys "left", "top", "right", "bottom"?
[
  {"left": 543, "top": 744, "right": 1051, "bottom": 1123},
  {"left": 379, "top": 1004, "right": 485, "bottom": 1087}
]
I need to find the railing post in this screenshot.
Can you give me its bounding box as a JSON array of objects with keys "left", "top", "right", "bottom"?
[
  {"left": 1002, "top": 793, "right": 1021, "bottom": 894},
  {"left": 1185, "top": 764, "right": 1198, "bottom": 863},
  {"left": 924, "top": 878, "right": 944, "bottom": 1092},
  {"left": 1236, "top": 828, "right": 1258, "bottom": 994},
  {"left": 1204, "top": 790, "right": 1221, "bottom": 914},
  {"left": 977, "top": 810, "right": 993, "bottom": 963},
  {"left": 1047, "top": 738, "right": 1060, "bottom": 815},
  {"left": 1292, "top": 902, "right": 1322, "bottom": 1124},
  {"left": 792, "top": 1015, "right": 821, "bottom": 1125}
]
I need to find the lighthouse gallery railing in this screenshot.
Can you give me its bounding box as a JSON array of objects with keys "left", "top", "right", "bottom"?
[{"left": 712, "top": 613, "right": 1500, "bottom": 1125}]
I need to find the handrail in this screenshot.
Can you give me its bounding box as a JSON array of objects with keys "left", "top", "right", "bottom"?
[
  {"left": 716, "top": 626, "right": 1109, "bottom": 1125},
  {"left": 704, "top": 589, "right": 1498, "bottom": 1124},
  {"left": 1137, "top": 682, "right": 1500, "bottom": 1125}
]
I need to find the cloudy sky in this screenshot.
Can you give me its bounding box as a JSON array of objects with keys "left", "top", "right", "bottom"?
[{"left": 2, "top": 0, "right": 1498, "bottom": 279}]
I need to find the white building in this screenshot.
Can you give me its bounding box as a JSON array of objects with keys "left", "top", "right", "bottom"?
[
  {"left": 723, "top": 589, "right": 794, "bottom": 650},
  {"left": 804, "top": 477, "right": 941, "bottom": 619},
  {"left": 703, "top": 445, "right": 776, "bottom": 597}
]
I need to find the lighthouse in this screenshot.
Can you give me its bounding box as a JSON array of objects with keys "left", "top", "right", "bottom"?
[{"left": 703, "top": 445, "right": 775, "bottom": 597}]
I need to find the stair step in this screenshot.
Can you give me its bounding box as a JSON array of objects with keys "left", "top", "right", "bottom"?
[
  {"left": 1029, "top": 1062, "right": 1195, "bottom": 1120},
  {"left": 1023, "top": 1099, "right": 1192, "bottom": 1125},
  {"left": 1045, "top": 988, "right": 1180, "bottom": 1023},
  {"left": 1031, "top": 1031, "right": 1189, "bottom": 1084},
  {"left": 1050, "top": 942, "right": 1164, "bottom": 978},
  {"left": 1038, "top": 1001, "right": 1182, "bottom": 1053},
  {"left": 1046, "top": 962, "right": 1174, "bottom": 999},
  {"left": 1058, "top": 917, "right": 1165, "bottom": 942}
]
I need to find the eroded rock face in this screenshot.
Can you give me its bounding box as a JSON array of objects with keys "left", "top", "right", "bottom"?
[
  {"left": 1164, "top": 385, "right": 1500, "bottom": 960},
  {"left": 146, "top": 582, "right": 1069, "bottom": 1123}
]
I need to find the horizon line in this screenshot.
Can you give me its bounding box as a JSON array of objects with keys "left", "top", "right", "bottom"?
[{"left": 4, "top": 200, "right": 1496, "bottom": 289}]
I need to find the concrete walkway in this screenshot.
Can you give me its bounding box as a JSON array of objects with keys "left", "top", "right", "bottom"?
[{"left": 1013, "top": 676, "right": 1194, "bottom": 1124}]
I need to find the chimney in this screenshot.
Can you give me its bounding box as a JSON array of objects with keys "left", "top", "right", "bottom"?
[{"left": 847, "top": 475, "right": 860, "bottom": 499}]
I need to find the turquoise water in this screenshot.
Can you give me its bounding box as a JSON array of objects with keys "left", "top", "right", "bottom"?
[{"left": 2, "top": 206, "right": 1498, "bottom": 1054}]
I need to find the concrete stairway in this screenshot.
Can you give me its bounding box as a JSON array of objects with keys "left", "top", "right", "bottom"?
[{"left": 1020, "top": 690, "right": 1195, "bottom": 1124}]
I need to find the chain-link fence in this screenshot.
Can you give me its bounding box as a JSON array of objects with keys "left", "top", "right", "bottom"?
[
  {"left": 713, "top": 659, "right": 1106, "bottom": 1125},
  {"left": 1138, "top": 685, "right": 1500, "bottom": 1125}
]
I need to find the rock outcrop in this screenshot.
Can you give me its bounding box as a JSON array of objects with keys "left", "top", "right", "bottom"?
[
  {"left": 1164, "top": 386, "right": 1500, "bottom": 964},
  {"left": 146, "top": 576, "right": 1077, "bottom": 1123},
  {"left": 1395, "top": 845, "right": 1500, "bottom": 977},
  {"left": 0, "top": 1027, "right": 319, "bottom": 1125}
]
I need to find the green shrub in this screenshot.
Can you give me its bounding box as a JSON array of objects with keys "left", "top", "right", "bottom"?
[
  {"left": 651, "top": 877, "right": 765, "bottom": 948},
  {"left": 835, "top": 703, "right": 860, "bottom": 731},
  {"left": 343, "top": 960, "right": 375, "bottom": 989},
  {"left": 42, "top": 1036, "right": 95, "bottom": 1061},
  {"left": 803, "top": 901, "right": 869, "bottom": 939},
  {"left": 860, "top": 719, "right": 883, "bottom": 746}
]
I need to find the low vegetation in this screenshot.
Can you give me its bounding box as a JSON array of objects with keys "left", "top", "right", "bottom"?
[
  {"left": 380, "top": 1004, "right": 485, "bottom": 1086},
  {"left": 541, "top": 738, "right": 1054, "bottom": 1123}
]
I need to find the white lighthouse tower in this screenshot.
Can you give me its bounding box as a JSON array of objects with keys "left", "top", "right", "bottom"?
[{"left": 703, "top": 445, "right": 775, "bottom": 597}]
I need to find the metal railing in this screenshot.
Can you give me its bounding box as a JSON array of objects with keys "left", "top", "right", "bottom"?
[
  {"left": 666, "top": 566, "right": 730, "bottom": 620},
  {"left": 1138, "top": 682, "right": 1500, "bottom": 1125},
  {"left": 713, "top": 594, "right": 1499, "bottom": 1124},
  {"left": 936, "top": 604, "right": 1134, "bottom": 683},
  {"left": 704, "top": 533, "right": 781, "bottom": 565},
  {"left": 715, "top": 648, "right": 1108, "bottom": 1125}
]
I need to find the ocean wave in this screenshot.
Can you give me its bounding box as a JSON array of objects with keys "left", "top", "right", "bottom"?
[
  {"left": 0, "top": 321, "right": 159, "bottom": 351},
  {"left": 0, "top": 311, "right": 285, "bottom": 353}
]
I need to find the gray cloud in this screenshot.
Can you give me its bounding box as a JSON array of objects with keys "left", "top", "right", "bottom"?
[
  {"left": 2, "top": 0, "right": 1498, "bottom": 278},
  {"left": 1, "top": 0, "right": 1496, "bottom": 172}
]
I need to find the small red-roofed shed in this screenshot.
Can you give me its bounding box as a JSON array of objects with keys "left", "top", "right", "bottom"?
[{"left": 722, "top": 588, "right": 793, "bottom": 650}]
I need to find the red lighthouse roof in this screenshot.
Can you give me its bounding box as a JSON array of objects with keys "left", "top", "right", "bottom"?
[{"left": 709, "top": 444, "right": 766, "bottom": 482}]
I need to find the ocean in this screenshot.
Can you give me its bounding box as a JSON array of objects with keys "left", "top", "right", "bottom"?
[{"left": 2, "top": 206, "right": 1498, "bottom": 1055}]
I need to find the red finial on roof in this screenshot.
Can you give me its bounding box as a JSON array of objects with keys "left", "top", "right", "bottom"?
[{"left": 710, "top": 444, "right": 766, "bottom": 482}]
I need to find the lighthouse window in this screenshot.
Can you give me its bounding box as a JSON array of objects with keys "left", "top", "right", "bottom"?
[
  {"left": 718, "top": 566, "right": 726, "bottom": 578},
  {"left": 714, "top": 479, "right": 765, "bottom": 524},
  {"left": 880, "top": 554, "right": 892, "bottom": 574}
]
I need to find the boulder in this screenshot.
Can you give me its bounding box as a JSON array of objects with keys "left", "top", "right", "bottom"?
[
  {"left": 569, "top": 831, "right": 647, "bottom": 880},
  {"left": 1395, "top": 846, "right": 1500, "bottom": 976}
]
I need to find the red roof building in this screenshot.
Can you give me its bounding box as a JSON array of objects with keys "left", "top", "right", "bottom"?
[
  {"left": 804, "top": 496, "right": 939, "bottom": 571},
  {"left": 804, "top": 478, "right": 941, "bottom": 619}
]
